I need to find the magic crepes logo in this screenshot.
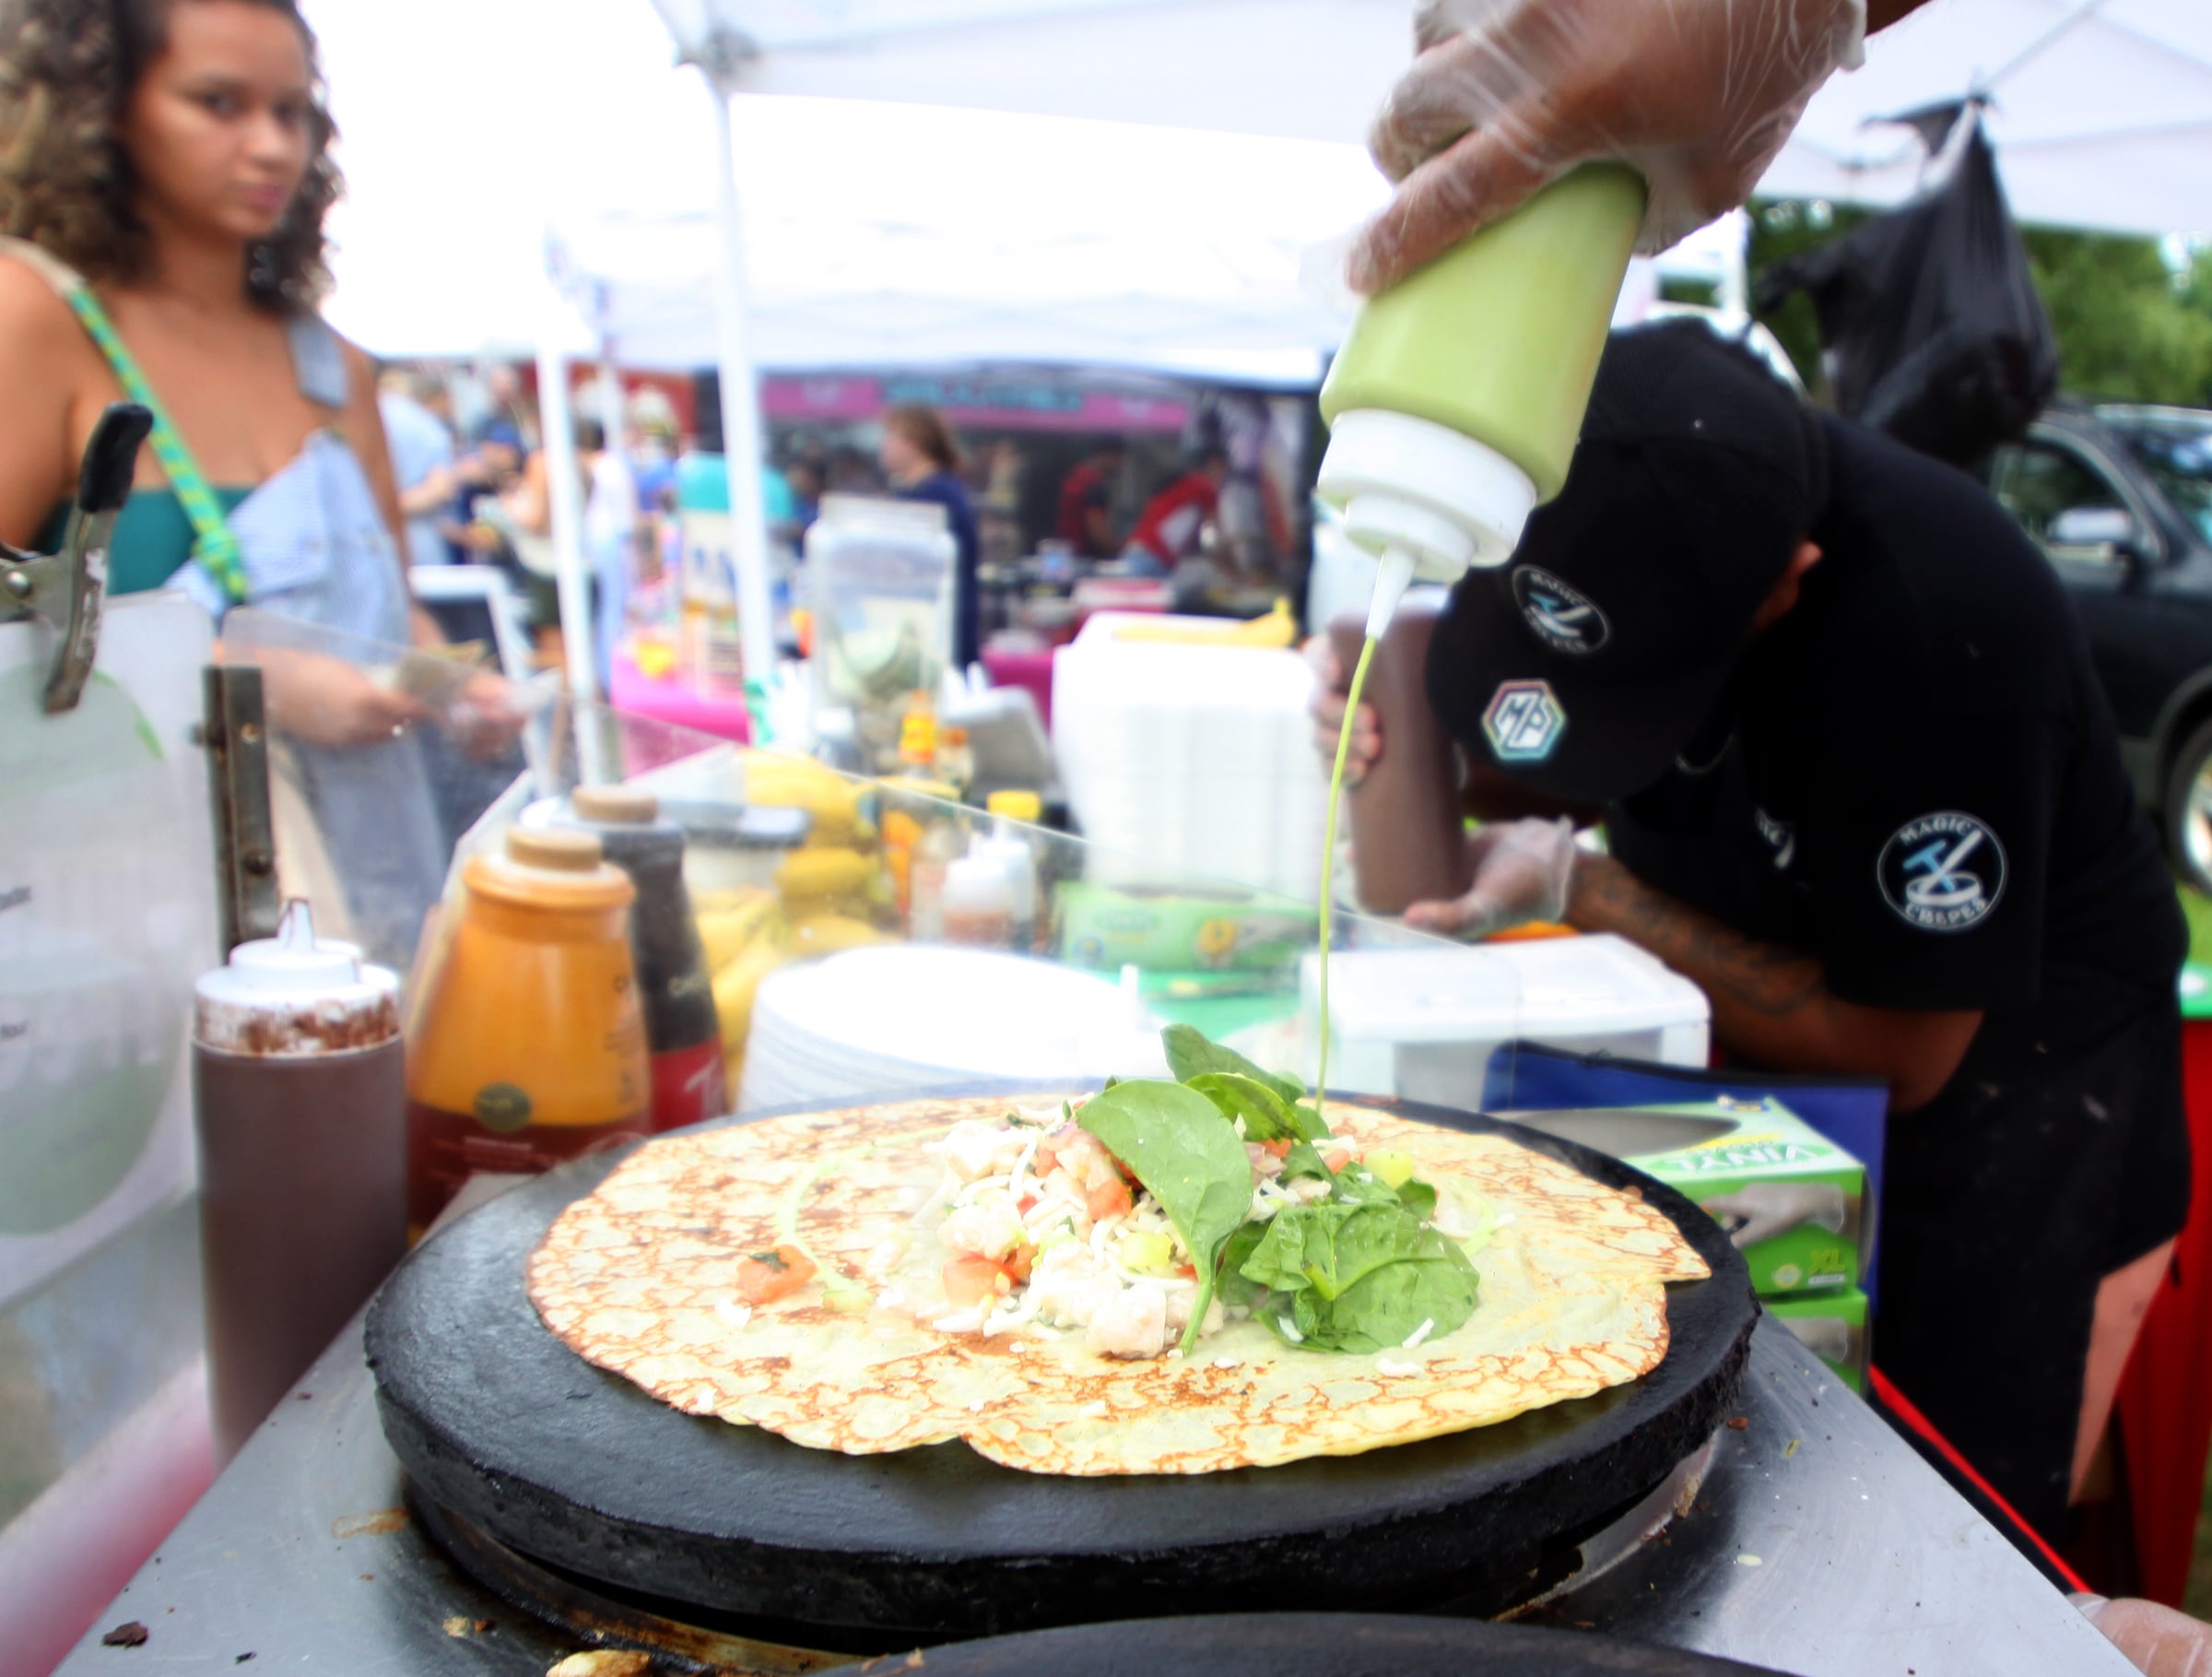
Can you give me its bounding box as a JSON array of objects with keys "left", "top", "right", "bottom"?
[
  {"left": 1877, "top": 811, "right": 2007, "bottom": 931},
  {"left": 1512, "top": 566, "right": 1610, "bottom": 655}
]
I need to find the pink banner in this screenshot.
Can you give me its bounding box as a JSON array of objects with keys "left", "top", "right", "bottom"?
[{"left": 760, "top": 375, "right": 1189, "bottom": 434}]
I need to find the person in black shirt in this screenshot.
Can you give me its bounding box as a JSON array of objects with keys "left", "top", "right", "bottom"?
[{"left": 1312, "top": 321, "right": 2189, "bottom": 1543}]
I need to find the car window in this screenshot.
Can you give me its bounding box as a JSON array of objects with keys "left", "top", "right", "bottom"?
[
  {"left": 1990, "top": 442, "right": 2130, "bottom": 546},
  {"left": 2113, "top": 423, "right": 2212, "bottom": 544}
]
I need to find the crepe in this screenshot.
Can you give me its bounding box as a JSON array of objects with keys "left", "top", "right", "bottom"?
[{"left": 525, "top": 1095, "right": 1711, "bottom": 1476}]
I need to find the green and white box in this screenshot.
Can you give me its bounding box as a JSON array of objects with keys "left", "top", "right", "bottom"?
[
  {"left": 1767, "top": 1288, "right": 1870, "bottom": 1392},
  {"left": 1508, "top": 1097, "right": 1866, "bottom": 1298}
]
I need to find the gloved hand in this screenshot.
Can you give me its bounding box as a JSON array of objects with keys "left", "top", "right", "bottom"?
[
  {"left": 1348, "top": 0, "right": 1868, "bottom": 292},
  {"left": 2072, "top": 1594, "right": 2212, "bottom": 1674},
  {"left": 1305, "top": 634, "right": 1382, "bottom": 785},
  {"left": 1403, "top": 817, "right": 1576, "bottom": 939},
  {"left": 1701, "top": 1182, "right": 1848, "bottom": 1247}
]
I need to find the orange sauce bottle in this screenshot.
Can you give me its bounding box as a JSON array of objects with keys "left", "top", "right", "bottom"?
[{"left": 404, "top": 828, "right": 650, "bottom": 1237}]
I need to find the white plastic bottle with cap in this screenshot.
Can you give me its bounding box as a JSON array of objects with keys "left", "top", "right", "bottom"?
[
  {"left": 941, "top": 853, "right": 1016, "bottom": 948},
  {"left": 972, "top": 789, "right": 1042, "bottom": 952},
  {"left": 192, "top": 900, "right": 406, "bottom": 1461}
]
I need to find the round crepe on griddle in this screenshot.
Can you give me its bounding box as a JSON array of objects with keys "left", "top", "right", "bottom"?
[{"left": 526, "top": 1096, "right": 1710, "bottom": 1475}]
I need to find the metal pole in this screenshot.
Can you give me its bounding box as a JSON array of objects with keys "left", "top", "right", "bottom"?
[
  {"left": 536, "top": 337, "right": 598, "bottom": 706},
  {"left": 701, "top": 67, "right": 779, "bottom": 690}
]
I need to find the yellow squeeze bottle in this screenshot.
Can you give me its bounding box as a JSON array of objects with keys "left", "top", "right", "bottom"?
[{"left": 1311, "top": 165, "right": 1646, "bottom": 1114}]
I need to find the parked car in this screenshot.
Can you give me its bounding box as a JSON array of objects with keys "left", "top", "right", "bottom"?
[{"left": 1982, "top": 404, "right": 2212, "bottom": 891}]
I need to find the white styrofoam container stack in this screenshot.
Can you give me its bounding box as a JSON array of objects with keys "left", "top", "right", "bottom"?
[
  {"left": 1052, "top": 612, "right": 1326, "bottom": 901},
  {"left": 1300, "top": 934, "right": 1711, "bottom": 1107}
]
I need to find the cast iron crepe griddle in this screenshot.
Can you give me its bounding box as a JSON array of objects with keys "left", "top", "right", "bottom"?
[
  {"left": 852, "top": 1613, "right": 1792, "bottom": 1675},
  {"left": 369, "top": 1090, "right": 1756, "bottom": 1640}
]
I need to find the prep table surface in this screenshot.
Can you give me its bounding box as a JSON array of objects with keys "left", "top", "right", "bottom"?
[{"left": 52, "top": 1315, "right": 2129, "bottom": 1675}]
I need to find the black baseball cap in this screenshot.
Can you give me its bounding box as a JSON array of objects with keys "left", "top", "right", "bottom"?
[{"left": 1427, "top": 320, "right": 1830, "bottom": 805}]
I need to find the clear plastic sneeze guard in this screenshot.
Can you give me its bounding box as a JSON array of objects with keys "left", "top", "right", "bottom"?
[{"left": 214, "top": 612, "right": 1537, "bottom": 1122}]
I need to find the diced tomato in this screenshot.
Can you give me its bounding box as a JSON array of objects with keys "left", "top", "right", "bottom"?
[
  {"left": 1018, "top": 1193, "right": 1040, "bottom": 1216},
  {"left": 1175, "top": 1262, "right": 1197, "bottom": 1281},
  {"left": 1260, "top": 1140, "right": 1292, "bottom": 1160},
  {"left": 1035, "top": 1126, "right": 1074, "bottom": 1177},
  {"left": 1322, "top": 1144, "right": 1357, "bottom": 1173},
  {"left": 943, "top": 1253, "right": 1013, "bottom": 1308},
  {"left": 735, "top": 1244, "right": 818, "bottom": 1305},
  {"left": 1086, "top": 1175, "right": 1134, "bottom": 1222},
  {"left": 1002, "top": 1244, "right": 1035, "bottom": 1284}
]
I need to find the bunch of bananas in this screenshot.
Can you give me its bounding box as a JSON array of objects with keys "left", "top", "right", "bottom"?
[{"left": 691, "top": 754, "right": 911, "bottom": 1097}]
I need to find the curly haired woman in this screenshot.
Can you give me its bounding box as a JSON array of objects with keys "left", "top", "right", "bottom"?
[{"left": 0, "top": 0, "right": 500, "bottom": 963}]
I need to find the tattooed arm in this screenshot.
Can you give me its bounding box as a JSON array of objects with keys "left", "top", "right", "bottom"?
[{"left": 1567, "top": 854, "right": 1982, "bottom": 1112}]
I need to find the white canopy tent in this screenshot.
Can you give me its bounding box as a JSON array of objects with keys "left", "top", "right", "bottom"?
[{"left": 309, "top": 0, "right": 2212, "bottom": 699}]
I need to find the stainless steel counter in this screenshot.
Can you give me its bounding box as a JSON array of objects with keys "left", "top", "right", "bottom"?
[{"left": 53, "top": 1317, "right": 2130, "bottom": 1675}]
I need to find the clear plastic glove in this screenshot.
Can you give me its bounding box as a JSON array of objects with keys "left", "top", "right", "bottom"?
[
  {"left": 1349, "top": 0, "right": 1868, "bottom": 291},
  {"left": 2072, "top": 1594, "right": 2212, "bottom": 1676},
  {"left": 1701, "top": 1182, "right": 1847, "bottom": 1247},
  {"left": 1304, "top": 634, "right": 1381, "bottom": 785},
  {"left": 1403, "top": 817, "right": 1575, "bottom": 939}
]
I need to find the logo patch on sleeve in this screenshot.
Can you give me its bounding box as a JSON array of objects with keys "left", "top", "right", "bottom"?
[
  {"left": 1482, "top": 679, "right": 1566, "bottom": 763},
  {"left": 1877, "top": 812, "right": 2006, "bottom": 931},
  {"left": 1512, "top": 566, "right": 1609, "bottom": 655}
]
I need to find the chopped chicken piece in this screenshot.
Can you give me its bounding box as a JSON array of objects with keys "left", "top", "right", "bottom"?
[
  {"left": 938, "top": 1196, "right": 1027, "bottom": 1261},
  {"left": 1086, "top": 1283, "right": 1168, "bottom": 1360}
]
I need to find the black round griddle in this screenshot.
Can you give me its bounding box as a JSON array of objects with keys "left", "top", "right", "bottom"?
[
  {"left": 369, "top": 1091, "right": 1755, "bottom": 1643},
  {"left": 852, "top": 1613, "right": 1792, "bottom": 1676}
]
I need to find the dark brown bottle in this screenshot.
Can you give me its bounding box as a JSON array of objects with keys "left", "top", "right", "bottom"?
[
  {"left": 560, "top": 785, "right": 727, "bottom": 1133},
  {"left": 1330, "top": 600, "right": 1475, "bottom": 915},
  {"left": 192, "top": 900, "right": 405, "bottom": 1463}
]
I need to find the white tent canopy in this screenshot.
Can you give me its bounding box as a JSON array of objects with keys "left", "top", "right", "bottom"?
[{"left": 313, "top": 0, "right": 2212, "bottom": 366}]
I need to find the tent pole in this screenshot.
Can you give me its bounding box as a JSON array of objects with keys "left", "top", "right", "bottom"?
[
  {"left": 700, "top": 71, "right": 778, "bottom": 693},
  {"left": 537, "top": 337, "right": 598, "bottom": 710}
]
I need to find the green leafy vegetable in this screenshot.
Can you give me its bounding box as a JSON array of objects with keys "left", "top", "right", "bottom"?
[
  {"left": 1161, "top": 1024, "right": 1310, "bottom": 1113},
  {"left": 1184, "top": 1071, "right": 1329, "bottom": 1143},
  {"left": 1078, "top": 1080, "right": 1256, "bottom": 1358},
  {"left": 1239, "top": 1200, "right": 1479, "bottom": 1354},
  {"left": 1332, "top": 1161, "right": 1437, "bottom": 1222},
  {"left": 1094, "top": 1022, "right": 1477, "bottom": 1358}
]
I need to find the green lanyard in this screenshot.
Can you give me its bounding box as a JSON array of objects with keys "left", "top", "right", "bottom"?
[{"left": 58, "top": 286, "right": 248, "bottom": 603}]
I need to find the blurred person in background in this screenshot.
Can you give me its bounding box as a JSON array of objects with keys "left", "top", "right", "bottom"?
[
  {"left": 1124, "top": 444, "right": 1230, "bottom": 576},
  {"left": 377, "top": 366, "right": 454, "bottom": 570},
  {"left": 785, "top": 456, "right": 826, "bottom": 544},
  {"left": 0, "top": 0, "right": 513, "bottom": 967},
  {"left": 879, "top": 401, "right": 981, "bottom": 668},
  {"left": 1055, "top": 440, "right": 1124, "bottom": 558}
]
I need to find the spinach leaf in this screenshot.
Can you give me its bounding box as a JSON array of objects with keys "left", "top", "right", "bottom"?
[
  {"left": 1239, "top": 1200, "right": 1478, "bottom": 1355},
  {"left": 1184, "top": 1071, "right": 1330, "bottom": 1143},
  {"left": 1161, "top": 1024, "right": 1312, "bottom": 1115},
  {"left": 1078, "top": 1080, "right": 1256, "bottom": 1359},
  {"left": 1332, "top": 1161, "right": 1437, "bottom": 1222},
  {"left": 1277, "top": 1140, "right": 1335, "bottom": 1184},
  {"left": 1215, "top": 1219, "right": 1272, "bottom": 1311}
]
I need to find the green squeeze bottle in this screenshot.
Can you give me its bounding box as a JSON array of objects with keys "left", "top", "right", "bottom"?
[{"left": 1310, "top": 164, "right": 1646, "bottom": 1115}]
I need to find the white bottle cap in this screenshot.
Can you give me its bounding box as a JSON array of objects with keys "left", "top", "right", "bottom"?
[
  {"left": 1316, "top": 409, "right": 1539, "bottom": 583},
  {"left": 195, "top": 900, "right": 402, "bottom": 1054}
]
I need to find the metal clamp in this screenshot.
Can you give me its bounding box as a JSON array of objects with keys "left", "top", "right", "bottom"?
[{"left": 0, "top": 403, "right": 152, "bottom": 714}]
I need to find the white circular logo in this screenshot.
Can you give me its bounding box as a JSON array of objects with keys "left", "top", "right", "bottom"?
[
  {"left": 1877, "top": 812, "right": 2007, "bottom": 932},
  {"left": 1512, "top": 566, "right": 1610, "bottom": 655}
]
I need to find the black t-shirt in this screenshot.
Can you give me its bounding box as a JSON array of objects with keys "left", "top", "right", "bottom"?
[
  {"left": 1610, "top": 416, "right": 2184, "bottom": 1027},
  {"left": 1520, "top": 415, "right": 2188, "bottom": 1535}
]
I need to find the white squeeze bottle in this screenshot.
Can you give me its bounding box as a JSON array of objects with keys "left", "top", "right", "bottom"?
[
  {"left": 1309, "top": 165, "right": 1647, "bottom": 1111},
  {"left": 974, "top": 789, "right": 1042, "bottom": 952}
]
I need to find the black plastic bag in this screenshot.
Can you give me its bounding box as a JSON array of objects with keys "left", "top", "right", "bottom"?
[{"left": 1755, "top": 103, "right": 2057, "bottom": 466}]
